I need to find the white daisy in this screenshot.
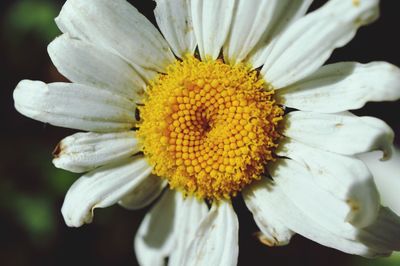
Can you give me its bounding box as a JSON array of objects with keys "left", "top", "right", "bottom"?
[{"left": 13, "top": 0, "right": 400, "bottom": 265}]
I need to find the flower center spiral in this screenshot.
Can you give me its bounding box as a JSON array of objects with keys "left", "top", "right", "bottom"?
[{"left": 137, "top": 55, "right": 283, "bottom": 200}]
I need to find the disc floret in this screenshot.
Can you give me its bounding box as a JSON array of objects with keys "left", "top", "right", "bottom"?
[{"left": 137, "top": 55, "right": 283, "bottom": 200}]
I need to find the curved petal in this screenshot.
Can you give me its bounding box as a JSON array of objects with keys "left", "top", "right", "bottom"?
[
  {"left": 277, "top": 139, "right": 380, "bottom": 228},
  {"left": 61, "top": 156, "right": 152, "bottom": 227},
  {"left": 360, "top": 207, "right": 400, "bottom": 252},
  {"left": 358, "top": 147, "right": 400, "bottom": 216},
  {"left": 223, "top": 0, "right": 284, "bottom": 64},
  {"left": 261, "top": 0, "right": 379, "bottom": 88},
  {"left": 284, "top": 111, "right": 394, "bottom": 159},
  {"left": 243, "top": 178, "right": 392, "bottom": 258},
  {"left": 245, "top": 0, "right": 314, "bottom": 68},
  {"left": 191, "top": 0, "right": 235, "bottom": 60},
  {"left": 181, "top": 201, "right": 238, "bottom": 266},
  {"left": 48, "top": 34, "right": 146, "bottom": 100},
  {"left": 52, "top": 131, "right": 140, "bottom": 173},
  {"left": 243, "top": 187, "right": 294, "bottom": 246},
  {"left": 168, "top": 196, "right": 208, "bottom": 266},
  {"left": 271, "top": 159, "right": 379, "bottom": 234},
  {"left": 134, "top": 191, "right": 208, "bottom": 266},
  {"left": 277, "top": 62, "right": 400, "bottom": 113},
  {"left": 272, "top": 161, "right": 400, "bottom": 253},
  {"left": 135, "top": 190, "right": 178, "bottom": 266},
  {"left": 13, "top": 80, "right": 136, "bottom": 132},
  {"left": 154, "top": 0, "right": 196, "bottom": 58},
  {"left": 55, "top": 0, "right": 175, "bottom": 74},
  {"left": 119, "top": 175, "right": 167, "bottom": 210}
]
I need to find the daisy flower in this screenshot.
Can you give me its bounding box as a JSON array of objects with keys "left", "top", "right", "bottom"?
[{"left": 13, "top": 0, "right": 400, "bottom": 265}]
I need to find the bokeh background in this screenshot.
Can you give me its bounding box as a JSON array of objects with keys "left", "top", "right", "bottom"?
[{"left": 0, "top": 0, "right": 399, "bottom": 265}]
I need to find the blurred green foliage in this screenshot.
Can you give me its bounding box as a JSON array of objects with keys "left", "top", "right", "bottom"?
[
  {"left": 0, "top": 141, "right": 77, "bottom": 246},
  {"left": 13, "top": 195, "right": 55, "bottom": 242},
  {"left": 354, "top": 253, "right": 400, "bottom": 266},
  {"left": 4, "top": 0, "right": 59, "bottom": 43}
]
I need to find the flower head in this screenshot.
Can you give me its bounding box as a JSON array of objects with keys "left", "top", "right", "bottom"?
[{"left": 13, "top": 0, "right": 400, "bottom": 265}]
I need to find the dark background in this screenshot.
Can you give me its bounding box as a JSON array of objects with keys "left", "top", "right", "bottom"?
[{"left": 0, "top": 1, "right": 399, "bottom": 265}]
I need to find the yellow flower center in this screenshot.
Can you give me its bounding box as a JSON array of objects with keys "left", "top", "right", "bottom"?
[{"left": 137, "top": 55, "right": 283, "bottom": 200}]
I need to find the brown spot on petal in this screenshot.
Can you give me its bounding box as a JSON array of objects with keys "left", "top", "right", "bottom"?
[
  {"left": 52, "top": 142, "right": 64, "bottom": 158},
  {"left": 346, "top": 199, "right": 360, "bottom": 212},
  {"left": 254, "top": 231, "right": 279, "bottom": 247}
]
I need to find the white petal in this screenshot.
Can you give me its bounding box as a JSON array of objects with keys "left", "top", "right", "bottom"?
[
  {"left": 119, "top": 175, "right": 167, "bottom": 210},
  {"left": 13, "top": 80, "right": 136, "bottom": 132},
  {"left": 134, "top": 191, "right": 208, "bottom": 266},
  {"left": 277, "top": 62, "right": 400, "bottom": 112},
  {"left": 55, "top": 0, "right": 175, "bottom": 74},
  {"left": 48, "top": 34, "right": 146, "bottom": 100},
  {"left": 262, "top": 0, "right": 379, "bottom": 88},
  {"left": 271, "top": 159, "right": 378, "bottom": 236},
  {"left": 243, "top": 178, "right": 391, "bottom": 257},
  {"left": 272, "top": 161, "right": 400, "bottom": 253},
  {"left": 154, "top": 0, "right": 196, "bottom": 58},
  {"left": 242, "top": 0, "right": 313, "bottom": 67},
  {"left": 243, "top": 185, "right": 294, "bottom": 246},
  {"left": 277, "top": 139, "right": 380, "bottom": 228},
  {"left": 181, "top": 201, "right": 238, "bottom": 266},
  {"left": 191, "top": 0, "right": 235, "bottom": 60},
  {"left": 358, "top": 147, "right": 400, "bottom": 216},
  {"left": 13, "top": 80, "right": 135, "bottom": 132},
  {"left": 284, "top": 111, "right": 394, "bottom": 158},
  {"left": 61, "top": 157, "right": 152, "bottom": 227},
  {"left": 223, "top": 0, "right": 279, "bottom": 64},
  {"left": 135, "top": 190, "right": 178, "bottom": 266},
  {"left": 52, "top": 131, "right": 139, "bottom": 173},
  {"left": 169, "top": 196, "right": 208, "bottom": 266},
  {"left": 361, "top": 207, "right": 400, "bottom": 252}
]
